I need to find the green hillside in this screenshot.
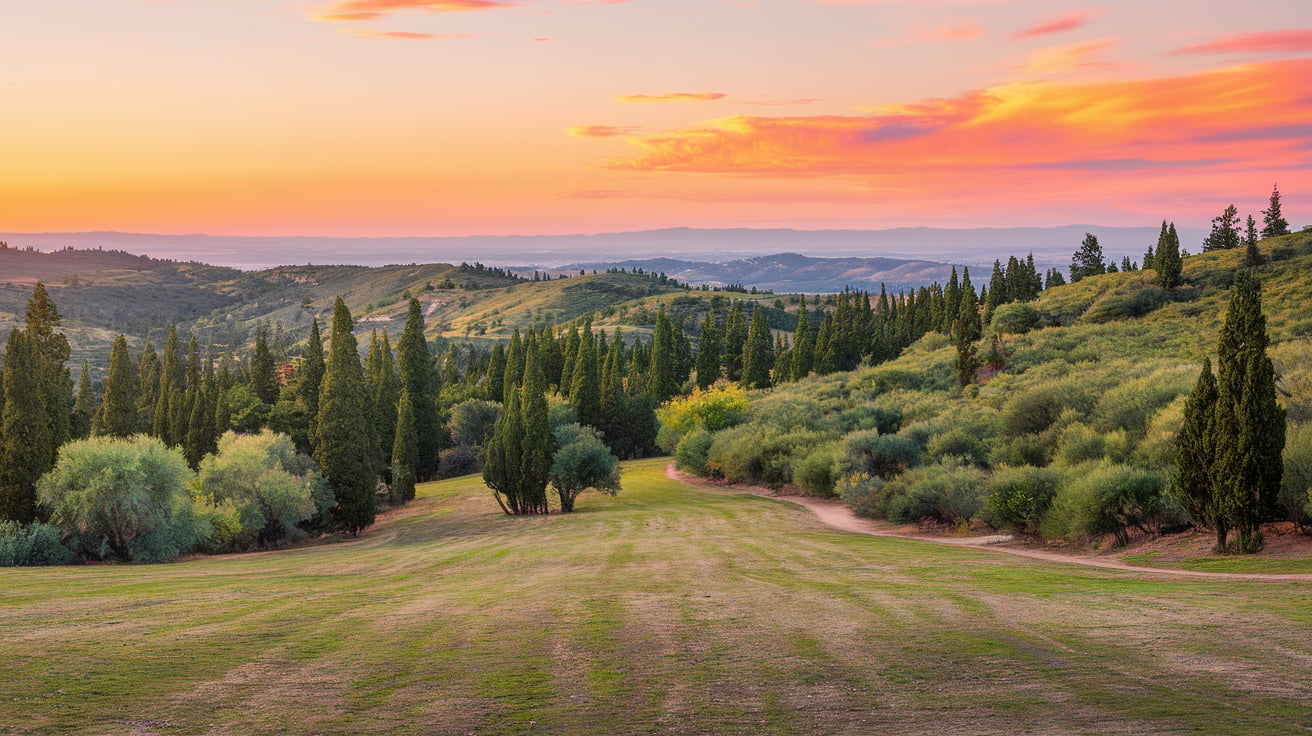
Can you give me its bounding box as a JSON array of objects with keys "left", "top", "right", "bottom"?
[{"left": 4, "top": 460, "right": 1311, "bottom": 735}]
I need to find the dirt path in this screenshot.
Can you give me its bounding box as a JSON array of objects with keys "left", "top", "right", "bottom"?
[{"left": 665, "top": 464, "right": 1312, "bottom": 582}]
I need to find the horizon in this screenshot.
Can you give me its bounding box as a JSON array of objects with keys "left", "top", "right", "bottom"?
[{"left": 3, "top": 2, "right": 1309, "bottom": 239}]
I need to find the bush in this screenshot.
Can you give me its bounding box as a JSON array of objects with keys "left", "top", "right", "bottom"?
[
  {"left": 449, "top": 400, "right": 500, "bottom": 447},
  {"left": 840, "top": 430, "right": 920, "bottom": 479},
  {"left": 549, "top": 423, "right": 621, "bottom": 512},
  {"left": 1091, "top": 367, "right": 1193, "bottom": 438},
  {"left": 984, "top": 466, "right": 1058, "bottom": 535},
  {"left": 751, "top": 395, "right": 824, "bottom": 431},
  {"left": 0, "top": 522, "right": 75, "bottom": 566},
  {"left": 1043, "top": 462, "right": 1163, "bottom": 546},
  {"left": 39, "top": 435, "right": 202, "bottom": 562},
  {"left": 706, "top": 425, "right": 832, "bottom": 487},
  {"left": 793, "top": 442, "right": 840, "bottom": 497},
  {"left": 674, "top": 428, "right": 714, "bottom": 475},
  {"left": 656, "top": 385, "right": 751, "bottom": 452},
  {"left": 882, "top": 460, "right": 987, "bottom": 524},
  {"left": 1002, "top": 381, "right": 1095, "bottom": 438},
  {"left": 926, "top": 427, "right": 989, "bottom": 467},
  {"left": 1282, "top": 422, "right": 1312, "bottom": 525},
  {"left": 197, "top": 431, "right": 328, "bottom": 550},
  {"left": 1082, "top": 284, "right": 1172, "bottom": 324},
  {"left": 990, "top": 302, "right": 1042, "bottom": 334},
  {"left": 837, "top": 473, "right": 886, "bottom": 519},
  {"left": 1053, "top": 423, "right": 1130, "bottom": 466},
  {"left": 826, "top": 404, "right": 901, "bottom": 435},
  {"left": 439, "top": 445, "right": 482, "bottom": 479}
]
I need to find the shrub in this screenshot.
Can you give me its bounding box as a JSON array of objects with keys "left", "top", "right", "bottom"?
[
  {"left": 990, "top": 302, "right": 1042, "bottom": 334},
  {"left": 706, "top": 425, "right": 831, "bottom": 487},
  {"left": 926, "top": 427, "right": 990, "bottom": 467},
  {"left": 1082, "top": 284, "right": 1172, "bottom": 324},
  {"left": 825, "top": 404, "right": 901, "bottom": 435},
  {"left": 674, "top": 428, "right": 714, "bottom": 475},
  {"left": 439, "top": 445, "right": 481, "bottom": 479},
  {"left": 984, "top": 466, "right": 1058, "bottom": 535},
  {"left": 1282, "top": 422, "right": 1312, "bottom": 525},
  {"left": 1053, "top": 423, "right": 1130, "bottom": 466},
  {"left": 197, "top": 431, "right": 329, "bottom": 550},
  {"left": 793, "top": 442, "right": 840, "bottom": 497},
  {"left": 1043, "top": 462, "right": 1163, "bottom": 546},
  {"left": 449, "top": 399, "right": 500, "bottom": 447},
  {"left": 1002, "top": 381, "right": 1095, "bottom": 438},
  {"left": 1091, "top": 367, "right": 1193, "bottom": 438},
  {"left": 882, "top": 460, "right": 987, "bottom": 524},
  {"left": 840, "top": 430, "right": 920, "bottom": 479},
  {"left": 656, "top": 385, "right": 751, "bottom": 452},
  {"left": 38, "top": 435, "right": 201, "bottom": 562},
  {"left": 751, "top": 395, "right": 824, "bottom": 431},
  {"left": 0, "top": 522, "right": 75, "bottom": 566},
  {"left": 1133, "top": 398, "right": 1186, "bottom": 469},
  {"left": 837, "top": 473, "right": 887, "bottom": 519}
]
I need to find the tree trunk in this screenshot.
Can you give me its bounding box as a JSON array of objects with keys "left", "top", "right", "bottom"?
[{"left": 1213, "top": 521, "right": 1229, "bottom": 554}]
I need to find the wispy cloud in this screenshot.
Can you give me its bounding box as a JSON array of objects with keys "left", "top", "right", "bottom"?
[
  {"left": 1014, "top": 12, "right": 1090, "bottom": 40},
  {"left": 928, "top": 20, "right": 981, "bottom": 41},
  {"left": 616, "top": 92, "right": 728, "bottom": 103},
  {"left": 1173, "top": 28, "right": 1312, "bottom": 55},
  {"left": 568, "top": 125, "right": 642, "bottom": 138},
  {"left": 316, "top": 0, "right": 513, "bottom": 22},
  {"left": 1023, "top": 39, "right": 1118, "bottom": 75},
  {"left": 339, "top": 28, "right": 469, "bottom": 40},
  {"left": 741, "top": 98, "right": 822, "bottom": 107}
]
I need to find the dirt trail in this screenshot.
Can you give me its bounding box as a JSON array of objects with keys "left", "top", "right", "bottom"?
[{"left": 665, "top": 464, "right": 1312, "bottom": 582}]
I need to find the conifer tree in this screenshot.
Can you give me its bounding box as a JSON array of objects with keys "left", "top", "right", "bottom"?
[
  {"left": 397, "top": 298, "right": 441, "bottom": 480},
  {"left": 519, "top": 340, "right": 553, "bottom": 515},
  {"left": 154, "top": 326, "right": 182, "bottom": 440},
  {"left": 1070, "top": 233, "right": 1106, "bottom": 282},
  {"left": 571, "top": 325, "right": 601, "bottom": 427},
  {"left": 741, "top": 306, "right": 774, "bottom": 389},
  {"left": 1261, "top": 183, "right": 1290, "bottom": 238},
  {"left": 1156, "top": 222, "right": 1183, "bottom": 290},
  {"left": 0, "top": 330, "right": 50, "bottom": 522},
  {"left": 791, "top": 304, "right": 814, "bottom": 381},
  {"left": 137, "top": 339, "right": 160, "bottom": 433},
  {"left": 1244, "top": 215, "right": 1262, "bottom": 268},
  {"left": 1203, "top": 204, "right": 1241, "bottom": 251},
  {"left": 1172, "top": 358, "right": 1219, "bottom": 541},
  {"left": 392, "top": 386, "right": 418, "bottom": 504},
  {"left": 484, "top": 386, "right": 525, "bottom": 514},
  {"left": 983, "top": 260, "right": 1006, "bottom": 324},
  {"left": 315, "top": 297, "right": 377, "bottom": 534},
  {"left": 1142, "top": 241, "right": 1156, "bottom": 272},
  {"left": 695, "top": 311, "right": 722, "bottom": 389},
  {"left": 72, "top": 360, "right": 95, "bottom": 440},
  {"left": 648, "top": 306, "right": 679, "bottom": 402},
  {"left": 559, "top": 325, "right": 580, "bottom": 398},
  {"left": 250, "top": 327, "right": 278, "bottom": 404},
  {"left": 953, "top": 278, "right": 981, "bottom": 387},
  {"left": 722, "top": 303, "right": 747, "bottom": 382},
  {"left": 184, "top": 361, "right": 218, "bottom": 468},
  {"left": 366, "top": 330, "right": 400, "bottom": 483},
  {"left": 299, "top": 317, "right": 325, "bottom": 437},
  {"left": 93, "top": 335, "right": 139, "bottom": 437},
  {"left": 503, "top": 329, "right": 524, "bottom": 400},
  {"left": 24, "top": 283, "right": 72, "bottom": 463},
  {"left": 599, "top": 332, "right": 625, "bottom": 429},
  {"left": 485, "top": 343, "right": 506, "bottom": 402},
  {"left": 942, "top": 267, "right": 961, "bottom": 331}
]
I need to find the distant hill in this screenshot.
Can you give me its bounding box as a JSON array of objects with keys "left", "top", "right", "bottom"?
[
  {"left": 0, "top": 225, "right": 1206, "bottom": 271},
  {"left": 549, "top": 253, "right": 961, "bottom": 293}
]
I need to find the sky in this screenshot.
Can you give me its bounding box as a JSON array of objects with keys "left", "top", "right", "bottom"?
[{"left": 2, "top": 0, "right": 1310, "bottom": 237}]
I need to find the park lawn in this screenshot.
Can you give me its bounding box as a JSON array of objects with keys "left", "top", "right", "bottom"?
[{"left": 3, "top": 457, "right": 1312, "bottom": 735}]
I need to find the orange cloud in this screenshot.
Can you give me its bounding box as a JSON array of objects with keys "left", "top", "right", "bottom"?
[
  {"left": 616, "top": 92, "right": 728, "bottom": 103},
  {"left": 1014, "top": 12, "right": 1090, "bottom": 40},
  {"left": 339, "top": 28, "right": 469, "bottom": 40},
  {"left": 1174, "top": 29, "right": 1312, "bottom": 55},
  {"left": 316, "top": 0, "right": 512, "bottom": 22},
  {"left": 568, "top": 125, "right": 642, "bottom": 138},
  {"left": 1023, "top": 39, "right": 1118, "bottom": 75},
  {"left": 609, "top": 58, "right": 1312, "bottom": 208}
]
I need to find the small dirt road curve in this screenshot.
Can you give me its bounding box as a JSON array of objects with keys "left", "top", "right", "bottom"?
[{"left": 666, "top": 464, "right": 1312, "bottom": 582}]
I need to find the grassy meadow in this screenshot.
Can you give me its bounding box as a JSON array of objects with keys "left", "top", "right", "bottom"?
[{"left": 4, "top": 458, "right": 1312, "bottom": 734}]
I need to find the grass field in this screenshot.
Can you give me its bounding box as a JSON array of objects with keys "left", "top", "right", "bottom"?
[{"left": 4, "top": 458, "right": 1312, "bottom": 735}]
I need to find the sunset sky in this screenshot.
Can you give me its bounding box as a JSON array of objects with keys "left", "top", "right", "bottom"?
[{"left": 2, "top": 1, "right": 1310, "bottom": 236}]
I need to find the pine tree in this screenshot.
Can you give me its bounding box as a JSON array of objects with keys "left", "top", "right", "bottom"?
[
  {"left": 519, "top": 340, "right": 553, "bottom": 515},
  {"left": 484, "top": 387, "right": 525, "bottom": 514},
  {"left": 741, "top": 306, "right": 774, "bottom": 389},
  {"left": 392, "top": 386, "right": 418, "bottom": 504},
  {"left": 154, "top": 326, "right": 182, "bottom": 440},
  {"left": 24, "top": 283, "right": 71, "bottom": 465},
  {"left": 315, "top": 297, "right": 377, "bottom": 534},
  {"left": 983, "top": 260, "right": 1006, "bottom": 324},
  {"left": 137, "top": 339, "right": 160, "bottom": 433},
  {"left": 1243, "top": 215, "right": 1262, "bottom": 268},
  {"left": 93, "top": 335, "right": 139, "bottom": 437},
  {"left": 1261, "top": 183, "right": 1290, "bottom": 239},
  {"left": 1156, "top": 222, "right": 1183, "bottom": 290},
  {"left": 1203, "top": 204, "right": 1241, "bottom": 251},
  {"left": 695, "top": 311, "right": 722, "bottom": 389},
  {"left": 722, "top": 303, "right": 747, "bottom": 382},
  {"left": 791, "top": 304, "right": 814, "bottom": 381},
  {"left": 503, "top": 329, "right": 524, "bottom": 399},
  {"left": 1070, "top": 233, "right": 1106, "bottom": 282},
  {"left": 299, "top": 317, "right": 325, "bottom": 438},
  {"left": 250, "top": 327, "right": 278, "bottom": 404},
  {"left": 571, "top": 325, "right": 601, "bottom": 427},
  {"left": 1142, "top": 241, "right": 1156, "bottom": 272},
  {"left": 485, "top": 343, "right": 506, "bottom": 402},
  {"left": 953, "top": 277, "right": 981, "bottom": 387},
  {"left": 648, "top": 306, "right": 679, "bottom": 402},
  {"left": 71, "top": 360, "right": 95, "bottom": 440},
  {"left": 1172, "top": 358, "right": 1219, "bottom": 540},
  {"left": 397, "top": 298, "right": 441, "bottom": 480},
  {"left": 0, "top": 330, "right": 50, "bottom": 522}
]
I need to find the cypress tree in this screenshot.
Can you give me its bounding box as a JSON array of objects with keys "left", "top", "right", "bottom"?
[
  {"left": 300, "top": 317, "right": 325, "bottom": 437},
  {"left": 72, "top": 360, "right": 95, "bottom": 440},
  {"left": 154, "top": 326, "right": 182, "bottom": 440},
  {"left": 741, "top": 306, "right": 774, "bottom": 389},
  {"left": 695, "top": 311, "right": 722, "bottom": 389},
  {"left": 1156, "top": 222, "right": 1183, "bottom": 290},
  {"left": 366, "top": 330, "right": 400, "bottom": 483},
  {"left": 137, "top": 339, "right": 160, "bottom": 433},
  {"left": 559, "top": 325, "right": 580, "bottom": 398},
  {"left": 722, "top": 303, "right": 747, "bottom": 383},
  {"left": 1261, "top": 183, "right": 1290, "bottom": 238},
  {"left": 942, "top": 267, "right": 961, "bottom": 331},
  {"left": 0, "top": 330, "right": 50, "bottom": 522},
  {"left": 503, "top": 329, "right": 524, "bottom": 400},
  {"left": 485, "top": 343, "right": 506, "bottom": 402},
  {"left": 648, "top": 306, "right": 679, "bottom": 401},
  {"left": 93, "top": 335, "right": 139, "bottom": 437},
  {"left": 983, "top": 259, "right": 1006, "bottom": 324},
  {"left": 1172, "top": 358, "right": 1219, "bottom": 541},
  {"left": 571, "top": 326, "right": 602, "bottom": 426},
  {"left": 392, "top": 386, "right": 418, "bottom": 504},
  {"left": 184, "top": 361, "right": 218, "bottom": 468},
  {"left": 791, "top": 304, "right": 814, "bottom": 381},
  {"left": 519, "top": 340, "right": 554, "bottom": 515},
  {"left": 315, "top": 297, "right": 377, "bottom": 534},
  {"left": 484, "top": 387, "right": 525, "bottom": 514},
  {"left": 25, "top": 283, "right": 72, "bottom": 464},
  {"left": 397, "top": 298, "right": 441, "bottom": 480},
  {"left": 1243, "top": 215, "right": 1262, "bottom": 268},
  {"left": 250, "top": 327, "right": 278, "bottom": 404},
  {"left": 953, "top": 276, "right": 981, "bottom": 387}
]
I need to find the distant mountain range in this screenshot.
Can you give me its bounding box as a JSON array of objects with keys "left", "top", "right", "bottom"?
[{"left": 0, "top": 225, "right": 1205, "bottom": 271}]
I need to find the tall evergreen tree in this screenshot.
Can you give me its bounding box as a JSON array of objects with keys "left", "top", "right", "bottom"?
[
  {"left": 571, "top": 325, "right": 602, "bottom": 427},
  {"left": 137, "top": 339, "right": 160, "bottom": 433},
  {"left": 1155, "top": 221, "right": 1183, "bottom": 290},
  {"left": 953, "top": 278, "right": 981, "bottom": 387},
  {"left": 722, "top": 303, "right": 747, "bottom": 383},
  {"left": 485, "top": 343, "right": 506, "bottom": 402},
  {"left": 72, "top": 360, "right": 95, "bottom": 440},
  {"left": 397, "top": 298, "right": 441, "bottom": 480},
  {"left": 153, "top": 326, "right": 182, "bottom": 440},
  {"left": 1203, "top": 204, "right": 1242, "bottom": 251},
  {"left": 392, "top": 386, "right": 418, "bottom": 504},
  {"left": 299, "top": 317, "right": 325, "bottom": 438},
  {"left": 1260, "top": 183, "right": 1290, "bottom": 239},
  {"left": 741, "top": 306, "right": 774, "bottom": 390},
  {"left": 503, "top": 329, "right": 524, "bottom": 400},
  {"left": 648, "top": 306, "right": 679, "bottom": 402},
  {"left": 695, "top": 311, "right": 722, "bottom": 389},
  {"left": 1172, "top": 358, "right": 1220, "bottom": 544},
  {"left": 484, "top": 387, "right": 525, "bottom": 514},
  {"left": 0, "top": 330, "right": 50, "bottom": 522},
  {"left": 250, "top": 327, "right": 278, "bottom": 405},
  {"left": 93, "top": 335, "right": 139, "bottom": 437},
  {"left": 315, "top": 298, "right": 377, "bottom": 534},
  {"left": 1070, "top": 233, "right": 1106, "bottom": 282},
  {"left": 519, "top": 340, "right": 553, "bottom": 515},
  {"left": 24, "top": 283, "right": 72, "bottom": 465}
]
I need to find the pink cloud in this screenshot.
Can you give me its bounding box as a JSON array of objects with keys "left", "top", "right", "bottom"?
[
  {"left": 568, "top": 125, "right": 642, "bottom": 138},
  {"left": 316, "top": 0, "right": 513, "bottom": 22},
  {"left": 1014, "top": 12, "right": 1090, "bottom": 40},
  {"left": 339, "top": 28, "right": 470, "bottom": 40},
  {"left": 616, "top": 92, "right": 728, "bottom": 103},
  {"left": 1173, "top": 29, "right": 1312, "bottom": 55}
]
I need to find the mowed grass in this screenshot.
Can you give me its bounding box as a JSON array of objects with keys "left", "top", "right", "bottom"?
[{"left": 4, "top": 459, "right": 1312, "bottom": 735}]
